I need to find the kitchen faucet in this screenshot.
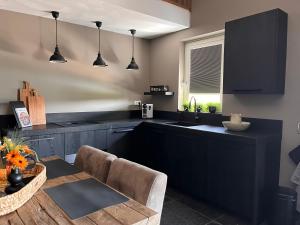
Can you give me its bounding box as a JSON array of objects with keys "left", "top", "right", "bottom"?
[{"left": 188, "top": 96, "right": 199, "bottom": 120}]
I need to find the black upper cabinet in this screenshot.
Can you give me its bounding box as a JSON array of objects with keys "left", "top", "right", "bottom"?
[{"left": 223, "top": 9, "right": 288, "bottom": 94}]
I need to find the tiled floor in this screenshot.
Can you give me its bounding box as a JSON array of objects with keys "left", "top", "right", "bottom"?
[
  {"left": 161, "top": 188, "right": 250, "bottom": 225},
  {"left": 161, "top": 188, "right": 300, "bottom": 225}
]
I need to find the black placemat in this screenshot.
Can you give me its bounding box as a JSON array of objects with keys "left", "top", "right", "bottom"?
[
  {"left": 45, "top": 178, "right": 129, "bottom": 219},
  {"left": 42, "top": 159, "right": 81, "bottom": 179}
]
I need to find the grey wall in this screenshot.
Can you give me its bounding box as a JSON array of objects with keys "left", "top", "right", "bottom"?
[
  {"left": 149, "top": 0, "right": 300, "bottom": 187},
  {"left": 0, "top": 10, "right": 150, "bottom": 114}
]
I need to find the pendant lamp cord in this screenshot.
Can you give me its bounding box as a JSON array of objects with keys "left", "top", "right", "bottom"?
[
  {"left": 55, "top": 18, "right": 58, "bottom": 47},
  {"left": 132, "top": 33, "right": 135, "bottom": 57},
  {"left": 98, "top": 27, "right": 101, "bottom": 54}
]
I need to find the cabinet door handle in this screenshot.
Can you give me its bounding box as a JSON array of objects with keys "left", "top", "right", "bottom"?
[
  {"left": 232, "top": 89, "right": 263, "bottom": 93},
  {"left": 26, "top": 137, "right": 55, "bottom": 142},
  {"left": 112, "top": 129, "right": 134, "bottom": 133}
]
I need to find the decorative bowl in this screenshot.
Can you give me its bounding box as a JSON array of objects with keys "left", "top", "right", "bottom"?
[
  {"left": 0, "top": 163, "right": 46, "bottom": 216},
  {"left": 222, "top": 121, "right": 251, "bottom": 131}
]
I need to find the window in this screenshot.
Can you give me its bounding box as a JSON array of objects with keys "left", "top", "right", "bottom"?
[{"left": 180, "top": 32, "right": 224, "bottom": 112}]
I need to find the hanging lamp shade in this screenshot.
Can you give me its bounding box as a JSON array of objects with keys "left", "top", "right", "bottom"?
[
  {"left": 126, "top": 29, "right": 139, "bottom": 70},
  {"left": 49, "top": 46, "right": 66, "bottom": 63},
  {"left": 126, "top": 57, "right": 139, "bottom": 70},
  {"left": 93, "top": 21, "right": 107, "bottom": 67},
  {"left": 93, "top": 53, "right": 107, "bottom": 67},
  {"left": 49, "top": 11, "right": 67, "bottom": 63}
]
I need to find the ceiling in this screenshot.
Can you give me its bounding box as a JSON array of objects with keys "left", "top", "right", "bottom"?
[{"left": 0, "top": 0, "right": 190, "bottom": 38}]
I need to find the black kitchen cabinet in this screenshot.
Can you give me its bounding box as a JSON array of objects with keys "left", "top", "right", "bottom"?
[
  {"left": 26, "top": 133, "right": 65, "bottom": 158},
  {"left": 136, "top": 123, "right": 281, "bottom": 225},
  {"left": 207, "top": 138, "right": 255, "bottom": 220},
  {"left": 107, "top": 127, "right": 135, "bottom": 158},
  {"left": 65, "top": 130, "right": 96, "bottom": 155},
  {"left": 223, "top": 9, "right": 288, "bottom": 94},
  {"left": 64, "top": 128, "right": 107, "bottom": 155},
  {"left": 166, "top": 131, "right": 208, "bottom": 199},
  {"left": 142, "top": 126, "right": 168, "bottom": 172},
  {"left": 94, "top": 129, "right": 108, "bottom": 150}
]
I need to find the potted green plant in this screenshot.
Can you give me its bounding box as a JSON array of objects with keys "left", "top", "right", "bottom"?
[
  {"left": 196, "top": 103, "right": 204, "bottom": 113},
  {"left": 182, "top": 101, "right": 190, "bottom": 112},
  {"left": 206, "top": 102, "right": 221, "bottom": 113}
]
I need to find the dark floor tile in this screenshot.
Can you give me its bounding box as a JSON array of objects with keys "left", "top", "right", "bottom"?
[
  {"left": 163, "top": 188, "right": 253, "bottom": 225},
  {"left": 205, "top": 222, "right": 222, "bottom": 225},
  {"left": 164, "top": 194, "right": 175, "bottom": 204},
  {"left": 200, "top": 205, "right": 225, "bottom": 220},
  {"left": 165, "top": 188, "right": 224, "bottom": 220},
  {"left": 166, "top": 188, "right": 186, "bottom": 200},
  {"left": 161, "top": 208, "right": 186, "bottom": 225},
  {"left": 216, "top": 213, "right": 250, "bottom": 225},
  {"left": 166, "top": 188, "right": 209, "bottom": 212},
  {"left": 161, "top": 200, "right": 211, "bottom": 225}
]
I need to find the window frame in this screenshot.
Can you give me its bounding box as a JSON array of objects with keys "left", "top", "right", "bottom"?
[{"left": 179, "top": 30, "right": 225, "bottom": 111}]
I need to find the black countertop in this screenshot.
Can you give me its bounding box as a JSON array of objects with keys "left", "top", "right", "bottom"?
[
  {"left": 144, "top": 120, "right": 281, "bottom": 140},
  {"left": 3, "top": 119, "right": 171, "bottom": 136},
  {"left": 3, "top": 117, "right": 281, "bottom": 140}
]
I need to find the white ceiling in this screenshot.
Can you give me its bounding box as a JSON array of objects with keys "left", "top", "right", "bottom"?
[{"left": 0, "top": 0, "right": 190, "bottom": 38}]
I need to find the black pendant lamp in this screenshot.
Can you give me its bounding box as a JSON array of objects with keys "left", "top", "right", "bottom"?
[
  {"left": 49, "top": 11, "right": 67, "bottom": 63},
  {"left": 126, "top": 29, "right": 139, "bottom": 70},
  {"left": 93, "top": 21, "right": 107, "bottom": 67}
]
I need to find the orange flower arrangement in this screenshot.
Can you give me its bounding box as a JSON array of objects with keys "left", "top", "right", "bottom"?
[
  {"left": 6, "top": 150, "right": 20, "bottom": 162},
  {"left": 10, "top": 155, "right": 28, "bottom": 170},
  {"left": 5, "top": 151, "right": 29, "bottom": 170},
  {"left": 21, "top": 145, "right": 34, "bottom": 155},
  {"left": 0, "top": 135, "right": 38, "bottom": 172}
]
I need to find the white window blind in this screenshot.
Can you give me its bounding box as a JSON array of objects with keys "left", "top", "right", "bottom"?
[{"left": 190, "top": 44, "right": 222, "bottom": 93}]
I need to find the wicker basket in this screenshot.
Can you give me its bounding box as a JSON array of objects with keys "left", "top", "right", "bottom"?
[{"left": 0, "top": 163, "right": 46, "bottom": 216}]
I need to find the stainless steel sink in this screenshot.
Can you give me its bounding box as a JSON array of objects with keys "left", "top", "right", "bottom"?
[{"left": 167, "top": 121, "right": 199, "bottom": 127}]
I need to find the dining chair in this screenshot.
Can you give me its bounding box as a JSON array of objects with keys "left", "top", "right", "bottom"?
[
  {"left": 106, "top": 158, "right": 168, "bottom": 214},
  {"left": 74, "top": 145, "right": 117, "bottom": 183}
]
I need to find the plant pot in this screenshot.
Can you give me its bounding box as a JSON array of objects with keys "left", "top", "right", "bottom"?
[
  {"left": 184, "top": 107, "right": 189, "bottom": 112},
  {"left": 5, "top": 168, "right": 25, "bottom": 194},
  {"left": 8, "top": 168, "right": 23, "bottom": 186},
  {"left": 208, "top": 106, "right": 217, "bottom": 114}
]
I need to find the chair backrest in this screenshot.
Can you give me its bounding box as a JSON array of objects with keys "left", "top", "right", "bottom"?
[
  {"left": 74, "top": 145, "right": 117, "bottom": 183},
  {"left": 106, "top": 158, "right": 167, "bottom": 214}
]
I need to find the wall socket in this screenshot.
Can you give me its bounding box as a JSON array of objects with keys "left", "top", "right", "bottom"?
[{"left": 134, "top": 100, "right": 141, "bottom": 106}]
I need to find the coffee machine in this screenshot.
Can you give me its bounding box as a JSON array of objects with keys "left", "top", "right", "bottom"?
[{"left": 142, "top": 104, "right": 153, "bottom": 119}]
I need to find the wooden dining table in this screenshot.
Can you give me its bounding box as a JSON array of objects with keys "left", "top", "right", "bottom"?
[{"left": 0, "top": 156, "right": 160, "bottom": 225}]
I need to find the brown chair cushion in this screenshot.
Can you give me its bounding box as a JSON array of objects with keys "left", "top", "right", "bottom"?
[
  {"left": 74, "top": 145, "right": 117, "bottom": 183},
  {"left": 106, "top": 158, "right": 167, "bottom": 213}
]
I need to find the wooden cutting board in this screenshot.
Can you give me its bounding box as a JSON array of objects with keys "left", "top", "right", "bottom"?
[
  {"left": 27, "top": 89, "right": 46, "bottom": 125},
  {"left": 18, "top": 81, "right": 31, "bottom": 109}
]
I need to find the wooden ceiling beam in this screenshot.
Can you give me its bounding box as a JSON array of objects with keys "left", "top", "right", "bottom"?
[{"left": 162, "top": 0, "right": 192, "bottom": 11}]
